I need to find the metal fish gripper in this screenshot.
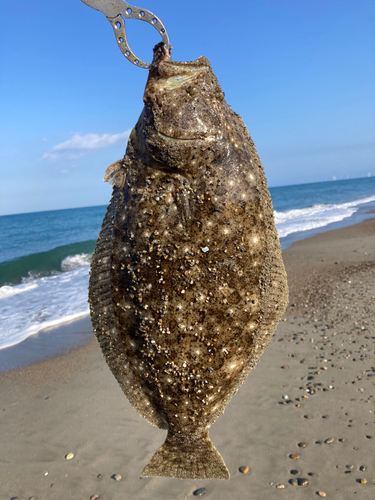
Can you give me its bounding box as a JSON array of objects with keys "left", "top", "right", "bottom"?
[{"left": 80, "top": 0, "right": 170, "bottom": 68}]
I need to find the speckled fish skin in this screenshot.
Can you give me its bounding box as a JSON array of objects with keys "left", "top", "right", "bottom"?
[{"left": 88, "top": 43, "right": 288, "bottom": 480}]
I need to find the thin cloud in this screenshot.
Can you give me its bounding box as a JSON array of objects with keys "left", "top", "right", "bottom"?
[{"left": 43, "top": 131, "right": 131, "bottom": 160}]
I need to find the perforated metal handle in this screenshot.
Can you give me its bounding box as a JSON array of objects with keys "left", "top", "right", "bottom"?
[{"left": 80, "top": 0, "right": 170, "bottom": 68}]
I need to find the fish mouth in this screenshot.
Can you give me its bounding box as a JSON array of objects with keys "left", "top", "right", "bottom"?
[
  {"left": 152, "top": 58, "right": 218, "bottom": 141},
  {"left": 159, "top": 57, "right": 210, "bottom": 72},
  {"left": 150, "top": 43, "right": 211, "bottom": 89},
  {"left": 145, "top": 45, "right": 221, "bottom": 142},
  {"left": 151, "top": 42, "right": 210, "bottom": 74},
  {"left": 157, "top": 58, "right": 210, "bottom": 90},
  {"left": 158, "top": 71, "right": 206, "bottom": 91}
]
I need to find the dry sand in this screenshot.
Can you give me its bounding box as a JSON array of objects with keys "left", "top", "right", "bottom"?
[{"left": 1, "top": 220, "right": 374, "bottom": 500}]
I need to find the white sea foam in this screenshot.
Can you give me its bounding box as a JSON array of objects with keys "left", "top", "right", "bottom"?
[
  {"left": 61, "top": 253, "right": 92, "bottom": 271},
  {"left": 0, "top": 283, "right": 38, "bottom": 299},
  {"left": 1, "top": 191, "right": 375, "bottom": 351},
  {"left": 0, "top": 255, "right": 91, "bottom": 350},
  {"left": 275, "top": 195, "right": 375, "bottom": 238}
]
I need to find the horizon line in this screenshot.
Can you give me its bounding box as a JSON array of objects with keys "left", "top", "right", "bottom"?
[{"left": 0, "top": 174, "right": 372, "bottom": 218}]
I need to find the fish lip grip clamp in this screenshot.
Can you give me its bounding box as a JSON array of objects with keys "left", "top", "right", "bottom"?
[{"left": 80, "top": 0, "right": 170, "bottom": 68}]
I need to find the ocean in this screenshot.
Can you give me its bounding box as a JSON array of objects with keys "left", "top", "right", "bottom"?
[{"left": 1, "top": 176, "right": 375, "bottom": 351}]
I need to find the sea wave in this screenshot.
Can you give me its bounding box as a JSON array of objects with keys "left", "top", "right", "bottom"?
[
  {"left": 275, "top": 194, "right": 375, "bottom": 238},
  {"left": 0, "top": 240, "right": 96, "bottom": 286},
  {"left": 0, "top": 263, "right": 90, "bottom": 350},
  {"left": 61, "top": 253, "right": 92, "bottom": 271},
  {"left": 0, "top": 283, "right": 38, "bottom": 299},
  {"left": 1, "top": 185, "right": 374, "bottom": 351}
]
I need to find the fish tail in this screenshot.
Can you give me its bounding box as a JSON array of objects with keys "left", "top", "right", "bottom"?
[{"left": 141, "top": 429, "right": 229, "bottom": 480}]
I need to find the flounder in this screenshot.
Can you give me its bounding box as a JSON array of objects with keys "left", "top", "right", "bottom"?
[{"left": 89, "top": 43, "right": 288, "bottom": 480}]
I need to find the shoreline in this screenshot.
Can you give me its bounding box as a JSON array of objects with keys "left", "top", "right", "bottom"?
[
  {"left": 0, "top": 217, "right": 374, "bottom": 498},
  {"left": 0, "top": 316, "right": 94, "bottom": 373},
  {"left": 280, "top": 197, "right": 375, "bottom": 250},
  {"left": 1, "top": 198, "right": 374, "bottom": 373}
]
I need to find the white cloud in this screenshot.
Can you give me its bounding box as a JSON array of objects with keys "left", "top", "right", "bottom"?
[{"left": 43, "top": 130, "right": 131, "bottom": 161}]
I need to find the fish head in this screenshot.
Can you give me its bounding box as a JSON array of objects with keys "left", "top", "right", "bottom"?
[{"left": 133, "top": 44, "right": 227, "bottom": 175}]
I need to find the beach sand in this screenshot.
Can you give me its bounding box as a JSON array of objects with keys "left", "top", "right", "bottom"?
[{"left": 1, "top": 220, "right": 374, "bottom": 500}]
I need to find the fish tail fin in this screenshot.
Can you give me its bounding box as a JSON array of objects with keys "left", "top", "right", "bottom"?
[{"left": 141, "top": 429, "right": 229, "bottom": 480}]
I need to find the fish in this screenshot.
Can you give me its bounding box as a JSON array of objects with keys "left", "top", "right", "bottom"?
[{"left": 88, "top": 42, "right": 288, "bottom": 480}]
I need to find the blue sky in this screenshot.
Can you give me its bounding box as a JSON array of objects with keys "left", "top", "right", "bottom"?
[{"left": 1, "top": 0, "right": 374, "bottom": 215}]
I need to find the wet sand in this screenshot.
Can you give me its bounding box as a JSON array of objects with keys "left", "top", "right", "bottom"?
[
  {"left": 0, "top": 317, "right": 93, "bottom": 373},
  {"left": 1, "top": 219, "right": 374, "bottom": 499}
]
